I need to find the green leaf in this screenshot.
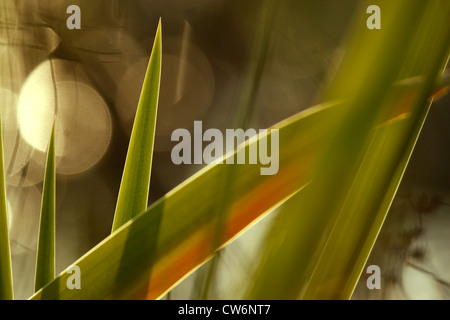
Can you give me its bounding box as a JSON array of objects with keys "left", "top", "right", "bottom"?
[
  {"left": 34, "top": 122, "right": 56, "bottom": 293},
  {"left": 111, "top": 19, "right": 162, "bottom": 232},
  {"left": 0, "top": 117, "right": 13, "bottom": 300},
  {"left": 247, "top": 0, "right": 450, "bottom": 300}
]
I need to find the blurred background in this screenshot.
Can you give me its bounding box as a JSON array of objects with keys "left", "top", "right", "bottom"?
[{"left": 0, "top": 0, "right": 448, "bottom": 299}]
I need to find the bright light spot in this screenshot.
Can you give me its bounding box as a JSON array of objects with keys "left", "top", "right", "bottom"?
[
  {"left": 18, "top": 60, "right": 112, "bottom": 174},
  {"left": 18, "top": 60, "right": 64, "bottom": 153}
]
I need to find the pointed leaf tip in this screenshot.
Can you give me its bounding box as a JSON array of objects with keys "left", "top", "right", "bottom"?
[
  {"left": 111, "top": 22, "right": 162, "bottom": 232},
  {"left": 34, "top": 124, "right": 56, "bottom": 292}
]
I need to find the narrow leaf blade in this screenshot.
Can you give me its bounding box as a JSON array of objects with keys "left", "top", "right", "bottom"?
[
  {"left": 34, "top": 123, "right": 56, "bottom": 292},
  {"left": 0, "top": 118, "right": 13, "bottom": 300},
  {"left": 111, "top": 20, "right": 162, "bottom": 232}
]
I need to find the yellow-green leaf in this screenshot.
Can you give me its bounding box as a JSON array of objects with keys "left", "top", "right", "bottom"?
[
  {"left": 35, "top": 123, "right": 56, "bottom": 292},
  {"left": 111, "top": 19, "right": 162, "bottom": 232},
  {"left": 0, "top": 116, "right": 13, "bottom": 300},
  {"left": 247, "top": 0, "right": 450, "bottom": 300}
]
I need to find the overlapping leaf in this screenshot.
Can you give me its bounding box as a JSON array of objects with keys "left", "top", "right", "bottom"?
[{"left": 248, "top": 0, "right": 450, "bottom": 299}]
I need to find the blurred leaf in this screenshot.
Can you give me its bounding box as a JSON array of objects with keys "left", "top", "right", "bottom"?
[
  {"left": 247, "top": 0, "right": 450, "bottom": 300},
  {"left": 0, "top": 118, "right": 13, "bottom": 300},
  {"left": 111, "top": 19, "right": 162, "bottom": 232},
  {"left": 35, "top": 123, "right": 56, "bottom": 292},
  {"left": 196, "top": 0, "right": 282, "bottom": 299}
]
